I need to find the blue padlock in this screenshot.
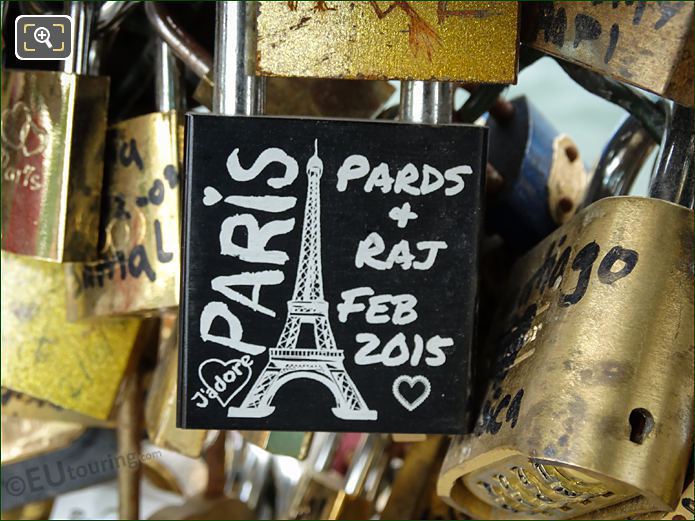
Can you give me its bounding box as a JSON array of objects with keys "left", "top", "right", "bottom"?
[{"left": 485, "top": 96, "right": 588, "bottom": 250}]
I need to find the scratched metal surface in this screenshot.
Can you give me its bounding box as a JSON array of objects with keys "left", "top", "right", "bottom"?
[
  {"left": 438, "top": 197, "right": 694, "bottom": 518},
  {"left": 65, "top": 111, "right": 181, "bottom": 320},
  {"left": 257, "top": 1, "right": 519, "bottom": 83},
  {"left": 1, "top": 252, "right": 143, "bottom": 419},
  {"left": 523, "top": 1, "right": 694, "bottom": 106}
]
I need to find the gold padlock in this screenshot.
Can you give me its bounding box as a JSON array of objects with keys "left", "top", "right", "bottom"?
[
  {"left": 1, "top": 3, "right": 109, "bottom": 262},
  {"left": 257, "top": 1, "right": 519, "bottom": 82},
  {"left": 523, "top": 1, "right": 694, "bottom": 107},
  {"left": 0, "top": 251, "right": 152, "bottom": 419},
  {"left": 437, "top": 196, "right": 694, "bottom": 519},
  {"left": 66, "top": 39, "right": 182, "bottom": 319},
  {"left": 145, "top": 313, "right": 207, "bottom": 458},
  {"left": 1, "top": 414, "right": 85, "bottom": 465},
  {"left": 144, "top": 2, "right": 395, "bottom": 116}
]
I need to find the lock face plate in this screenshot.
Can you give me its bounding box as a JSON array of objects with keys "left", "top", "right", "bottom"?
[
  {"left": 65, "top": 111, "right": 181, "bottom": 319},
  {"left": 0, "top": 252, "right": 144, "bottom": 419},
  {"left": 257, "top": 1, "right": 519, "bottom": 82},
  {"left": 1, "top": 70, "right": 109, "bottom": 262},
  {"left": 523, "top": 1, "right": 694, "bottom": 107},
  {"left": 438, "top": 197, "right": 694, "bottom": 519},
  {"left": 179, "top": 115, "right": 485, "bottom": 433}
]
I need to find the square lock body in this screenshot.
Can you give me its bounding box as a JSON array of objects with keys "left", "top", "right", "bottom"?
[
  {"left": 523, "top": 1, "right": 694, "bottom": 107},
  {"left": 179, "top": 115, "right": 485, "bottom": 434},
  {"left": 256, "top": 1, "right": 519, "bottom": 82},
  {"left": 0, "top": 252, "right": 148, "bottom": 420},
  {"left": 1, "top": 70, "right": 109, "bottom": 262},
  {"left": 438, "top": 197, "right": 694, "bottom": 519},
  {"left": 66, "top": 111, "right": 181, "bottom": 319}
]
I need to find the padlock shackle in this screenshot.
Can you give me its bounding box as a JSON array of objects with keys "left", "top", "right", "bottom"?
[
  {"left": 61, "top": 1, "right": 98, "bottom": 75},
  {"left": 400, "top": 81, "right": 453, "bottom": 125},
  {"left": 344, "top": 433, "right": 388, "bottom": 496},
  {"left": 649, "top": 104, "right": 695, "bottom": 208},
  {"left": 213, "top": 1, "right": 265, "bottom": 116},
  {"left": 155, "top": 38, "right": 184, "bottom": 114},
  {"left": 583, "top": 114, "right": 657, "bottom": 207},
  {"left": 97, "top": 1, "right": 137, "bottom": 33},
  {"left": 144, "top": 2, "right": 212, "bottom": 80}
]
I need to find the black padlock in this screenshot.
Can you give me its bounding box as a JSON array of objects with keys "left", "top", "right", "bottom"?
[{"left": 178, "top": 3, "right": 486, "bottom": 434}]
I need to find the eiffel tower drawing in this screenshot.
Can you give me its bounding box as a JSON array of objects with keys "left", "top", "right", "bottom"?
[{"left": 228, "top": 140, "right": 377, "bottom": 421}]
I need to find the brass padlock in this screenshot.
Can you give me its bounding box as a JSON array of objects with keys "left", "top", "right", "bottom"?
[
  {"left": 257, "top": 1, "right": 519, "bottom": 83},
  {"left": 1, "top": 414, "right": 85, "bottom": 465},
  {"left": 523, "top": 1, "right": 694, "bottom": 107},
  {"left": 0, "top": 251, "right": 151, "bottom": 420},
  {"left": 437, "top": 106, "right": 694, "bottom": 519},
  {"left": 65, "top": 38, "right": 182, "bottom": 319},
  {"left": 1, "top": 2, "right": 109, "bottom": 262},
  {"left": 144, "top": 1, "right": 395, "bottom": 117}
]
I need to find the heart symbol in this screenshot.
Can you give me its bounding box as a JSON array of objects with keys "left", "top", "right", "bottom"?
[
  {"left": 202, "top": 186, "right": 223, "bottom": 206},
  {"left": 392, "top": 375, "right": 431, "bottom": 412},
  {"left": 198, "top": 357, "right": 253, "bottom": 407},
  {"left": 1, "top": 101, "right": 47, "bottom": 157},
  {"left": 1, "top": 102, "right": 32, "bottom": 151}
]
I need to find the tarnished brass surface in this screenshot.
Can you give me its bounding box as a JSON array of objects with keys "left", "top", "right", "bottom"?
[
  {"left": 257, "top": 1, "right": 518, "bottom": 82},
  {"left": 523, "top": 2, "right": 694, "bottom": 107},
  {"left": 240, "top": 431, "right": 313, "bottom": 460},
  {"left": 1, "top": 414, "right": 85, "bottom": 465},
  {"left": 66, "top": 111, "right": 180, "bottom": 319},
  {"left": 1, "top": 252, "right": 145, "bottom": 419},
  {"left": 146, "top": 315, "right": 206, "bottom": 458},
  {"left": 438, "top": 197, "right": 694, "bottom": 519},
  {"left": 1, "top": 70, "right": 109, "bottom": 261}
]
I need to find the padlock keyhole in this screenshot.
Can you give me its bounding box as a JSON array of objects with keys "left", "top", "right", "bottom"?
[
  {"left": 628, "top": 408, "right": 654, "bottom": 444},
  {"left": 565, "top": 145, "right": 579, "bottom": 163}
]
